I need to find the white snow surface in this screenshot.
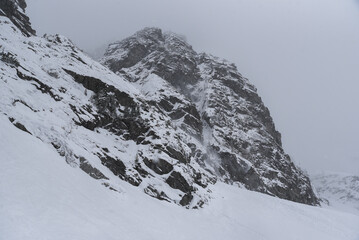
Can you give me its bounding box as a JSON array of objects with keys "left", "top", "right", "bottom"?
[{"left": 1, "top": 115, "right": 359, "bottom": 240}]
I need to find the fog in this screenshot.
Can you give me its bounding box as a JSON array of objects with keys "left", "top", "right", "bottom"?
[{"left": 26, "top": 0, "right": 359, "bottom": 175}]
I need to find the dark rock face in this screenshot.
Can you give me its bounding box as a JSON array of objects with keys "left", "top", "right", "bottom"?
[
  {"left": 0, "top": 0, "right": 35, "bottom": 37},
  {"left": 180, "top": 193, "right": 194, "bottom": 206},
  {"left": 79, "top": 157, "right": 108, "bottom": 180},
  {"left": 143, "top": 158, "right": 173, "bottom": 175},
  {"left": 63, "top": 69, "right": 145, "bottom": 137},
  {"left": 61, "top": 69, "right": 213, "bottom": 207},
  {"left": 101, "top": 27, "right": 319, "bottom": 205},
  {"left": 166, "top": 171, "right": 193, "bottom": 193},
  {"left": 104, "top": 28, "right": 164, "bottom": 71},
  {"left": 9, "top": 117, "right": 31, "bottom": 135}
]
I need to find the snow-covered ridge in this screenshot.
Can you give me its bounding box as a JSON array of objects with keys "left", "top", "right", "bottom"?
[{"left": 312, "top": 172, "right": 359, "bottom": 215}]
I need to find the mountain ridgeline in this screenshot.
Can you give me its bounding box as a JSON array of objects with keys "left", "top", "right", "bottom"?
[{"left": 0, "top": 0, "right": 319, "bottom": 207}]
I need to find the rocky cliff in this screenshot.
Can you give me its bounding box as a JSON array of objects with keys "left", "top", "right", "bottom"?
[
  {"left": 100, "top": 28, "right": 319, "bottom": 205},
  {"left": 0, "top": 0, "right": 35, "bottom": 37}
]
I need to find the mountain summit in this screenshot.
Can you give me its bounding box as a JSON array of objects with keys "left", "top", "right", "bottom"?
[
  {"left": 1, "top": 0, "right": 318, "bottom": 208},
  {"left": 100, "top": 27, "right": 318, "bottom": 205}
]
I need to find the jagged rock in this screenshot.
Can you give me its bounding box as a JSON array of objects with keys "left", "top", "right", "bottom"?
[
  {"left": 166, "top": 171, "right": 193, "bottom": 193},
  {"left": 143, "top": 157, "right": 173, "bottom": 175},
  {"left": 0, "top": 0, "right": 35, "bottom": 37},
  {"left": 165, "top": 146, "right": 190, "bottom": 164},
  {"left": 144, "top": 185, "right": 171, "bottom": 202},
  {"left": 79, "top": 156, "right": 108, "bottom": 180},
  {"left": 9, "top": 118, "right": 31, "bottom": 135},
  {"left": 180, "top": 193, "right": 194, "bottom": 206},
  {"left": 99, "top": 154, "right": 126, "bottom": 178}
]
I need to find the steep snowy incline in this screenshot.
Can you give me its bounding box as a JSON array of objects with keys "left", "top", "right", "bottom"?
[
  {"left": 101, "top": 27, "right": 318, "bottom": 205},
  {"left": 1, "top": 115, "right": 358, "bottom": 240},
  {"left": 312, "top": 172, "right": 359, "bottom": 216}
]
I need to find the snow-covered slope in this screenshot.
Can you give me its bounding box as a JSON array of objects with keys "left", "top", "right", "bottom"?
[
  {"left": 312, "top": 172, "right": 359, "bottom": 216},
  {"left": 1, "top": 115, "right": 358, "bottom": 240}
]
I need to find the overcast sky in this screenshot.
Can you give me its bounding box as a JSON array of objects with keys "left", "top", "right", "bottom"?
[{"left": 26, "top": 0, "right": 359, "bottom": 175}]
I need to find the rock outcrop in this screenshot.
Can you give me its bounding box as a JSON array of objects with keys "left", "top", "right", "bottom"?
[{"left": 0, "top": 0, "right": 35, "bottom": 37}]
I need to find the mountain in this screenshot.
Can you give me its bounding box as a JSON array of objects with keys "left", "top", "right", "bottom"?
[
  {"left": 0, "top": 0, "right": 319, "bottom": 207},
  {"left": 100, "top": 28, "right": 318, "bottom": 205},
  {"left": 2, "top": 1, "right": 359, "bottom": 239},
  {"left": 312, "top": 172, "right": 359, "bottom": 215}
]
